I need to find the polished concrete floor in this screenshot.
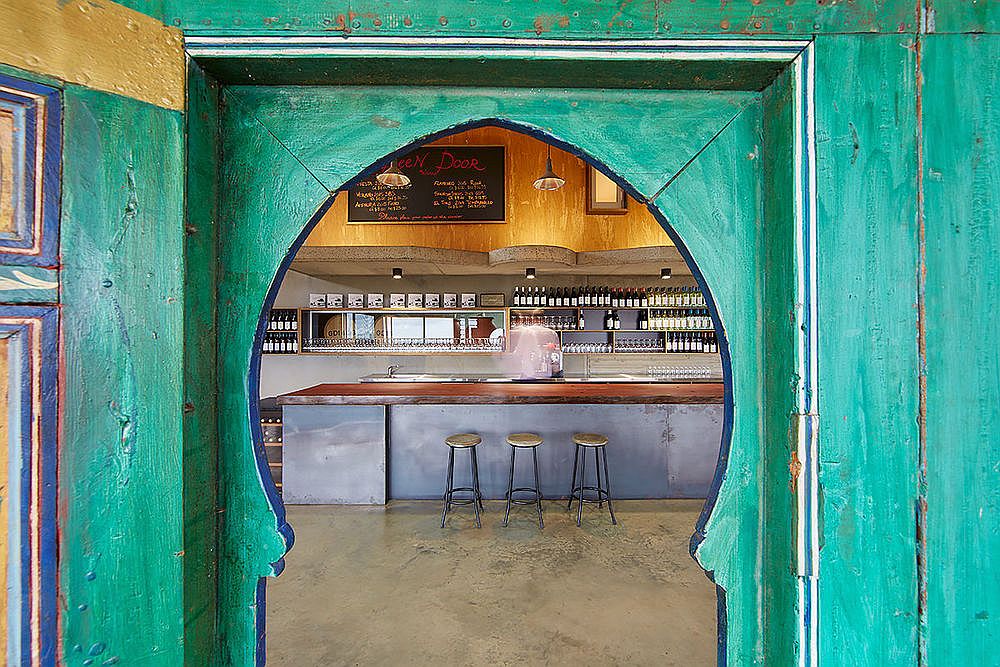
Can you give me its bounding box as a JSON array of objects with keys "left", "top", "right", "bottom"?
[{"left": 267, "top": 500, "right": 717, "bottom": 666}]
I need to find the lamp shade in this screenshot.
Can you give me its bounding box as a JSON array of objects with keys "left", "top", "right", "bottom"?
[
  {"left": 533, "top": 155, "right": 565, "bottom": 191},
  {"left": 377, "top": 160, "right": 410, "bottom": 187}
]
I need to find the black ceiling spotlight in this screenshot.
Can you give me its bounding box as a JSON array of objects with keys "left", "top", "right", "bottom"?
[
  {"left": 533, "top": 144, "right": 565, "bottom": 191},
  {"left": 377, "top": 160, "right": 411, "bottom": 187},
  {"left": 525, "top": 267, "right": 537, "bottom": 280},
  {"left": 392, "top": 267, "right": 403, "bottom": 280},
  {"left": 660, "top": 267, "right": 672, "bottom": 280}
]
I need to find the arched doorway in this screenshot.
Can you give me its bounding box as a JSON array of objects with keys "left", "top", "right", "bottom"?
[
  {"left": 256, "top": 121, "right": 733, "bottom": 662},
  {"left": 207, "top": 40, "right": 814, "bottom": 665}
]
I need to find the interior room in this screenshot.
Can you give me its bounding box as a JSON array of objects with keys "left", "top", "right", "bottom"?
[{"left": 258, "top": 126, "right": 726, "bottom": 664}]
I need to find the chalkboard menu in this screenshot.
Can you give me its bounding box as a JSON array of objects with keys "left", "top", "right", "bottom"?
[{"left": 348, "top": 146, "right": 505, "bottom": 223}]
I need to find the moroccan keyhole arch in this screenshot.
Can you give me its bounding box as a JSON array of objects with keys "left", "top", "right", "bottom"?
[
  {"left": 209, "top": 36, "right": 819, "bottom": 666},
  {"left": 247, "top": 117, "right": 730, "bottom": 655}
]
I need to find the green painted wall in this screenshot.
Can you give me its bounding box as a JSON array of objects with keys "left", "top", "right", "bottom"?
[
  {"left": 814, "top": 34, "right": 921, "bottom": 665},
  {"left": 184, "top": 60, "right": 222, "bottom": 666},
  {"left": 60, "top": 86, "right": 187, "bottom": 664},
  {"left": 760, "top": 64, "right": 800, "bottom": 663},
  {"left": 125, "top": 0, "right": 923, "bottom": 35},
  {"left": 922, "top": 33, "right": 1000, "bottom": 665}
]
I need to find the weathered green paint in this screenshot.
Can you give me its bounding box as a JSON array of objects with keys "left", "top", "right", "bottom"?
[
  {"left": 224, "top": 85, "right": 751, "bottom": 196},
  {"left": 927, "top": 1, "right": 1000, "bottom": 34},
  {"left": 760, "top": 63, "right": 800, "bottom": 664},
  {"left": 216, "top": 82, "right": 798, "bottom": 665},
  {"left": 141, "top": 0, "right": 920, "bottom": 35},
  {"left": 814, "top": 34, "right": 920, "bottom": 666},
  {"left": 922, "top": 32, "right": 1000, "bottom": 666},
  {"left": 649, "top": 103, "right": 771, "bottom": 665},
  {"left": 60, "top": 85, "right": 186, "bottom": 663},
  {"left": 0, "top": 266, "right": 59, "bottom": 303},
  {"left": 216, "top": 88, "right": 330, "bottom": 666},
  {"left": 184, "top": 60, "right": 221, "bottom": 666}
]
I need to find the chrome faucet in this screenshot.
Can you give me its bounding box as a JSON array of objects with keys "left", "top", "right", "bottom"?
[{"left": 387, "top": 364, "right": 403, "bottom": 377}]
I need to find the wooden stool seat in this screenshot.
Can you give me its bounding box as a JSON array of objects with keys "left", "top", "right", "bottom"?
[
  {"left": 445, "top": 433, "right": 482, "bottom": 448},
  {"left": 506, "top": 432, "right": 543, "bottom": 448},
  {"left": 572, "top": 432, "right": 609, "bottom": 447}
]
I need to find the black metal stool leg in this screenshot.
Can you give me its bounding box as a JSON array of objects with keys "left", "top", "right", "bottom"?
[
  {"left": 469, "top": 447, "right": 482, "bottom": 528},
  {"left": 601, "top": 445, "right": 617, "bottom": 525},
  {"left": 503, "top": 445, "right": 516, "bottom": 527},
  {"left": 532, "top": 446, "right": 543, "bottom": 529},
  {"left": 471, "top": 446, "right": 485, "bottom": 512},
  {"left": 440, "top": 447, "right": 455, "bottom": 528},
  {"left": 567, "top": 444, "right": 580, "bottom": 510},
  {"left": 576, "top": 446, "right": 587, "bottom": 527},
  {"left": 594, "top": 447, "right": 604, "bottom": 508}
]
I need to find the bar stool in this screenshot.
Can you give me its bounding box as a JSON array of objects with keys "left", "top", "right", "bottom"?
[
  {"left": 440, "top": 433, "right": 485, "bottom": 528},
  {"left": 503, "top": 432, "right": 544, "bottom": 529},
  {"left": 567, "top": 432, "right": 617, "bottom": 526}
]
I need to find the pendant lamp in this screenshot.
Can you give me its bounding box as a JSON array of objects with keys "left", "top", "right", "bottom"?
[
  {"left": 377, "top": 160, "right": 410, "bottom": 187},
  {"left": 533, "top": 145, "right": 565, "bottom": 191}
]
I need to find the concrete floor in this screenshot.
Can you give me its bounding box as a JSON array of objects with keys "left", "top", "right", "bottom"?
[{"left": 267, "top": 500, "right": 717, "bottom": 666}]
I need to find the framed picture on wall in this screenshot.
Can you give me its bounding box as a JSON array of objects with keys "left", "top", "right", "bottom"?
[{"left": 586, "top": 165, "right": 628, "bottom": 215}]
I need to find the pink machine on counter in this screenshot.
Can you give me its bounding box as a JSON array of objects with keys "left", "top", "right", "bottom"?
[{"left": 503, "top": 325, "right": 563, "bottom": 380}]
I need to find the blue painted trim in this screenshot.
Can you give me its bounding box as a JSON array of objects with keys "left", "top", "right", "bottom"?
[
  {"left": 716, "top": 584, "right": 728, "bottom": 667},
  {"left": 0, "top": 73, "right": 61, "bottom": 267},
  {"left": 0, "top": 306, "right": 59, "bottom": 666},
  {"left": 254, "top": 577, "right": 267, "bottom": 667}
]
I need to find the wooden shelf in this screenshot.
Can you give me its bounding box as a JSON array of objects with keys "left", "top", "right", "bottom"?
[
  {"left": 513, "top": 305, "right": 708, "bottom": 310},
  {"left": 300, "top": 307, "right": 505, "bottom": 313},
  {"left": 299, "top": 350, "right": 500, "bottom": 356}
]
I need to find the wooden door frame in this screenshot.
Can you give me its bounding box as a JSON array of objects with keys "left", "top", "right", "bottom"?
[{"left": 188, "top": 36, "right": 820, "bottom": 665}]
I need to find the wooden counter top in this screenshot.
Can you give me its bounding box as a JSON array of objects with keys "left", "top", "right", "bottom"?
[{"left": 277, "top": 382, "right": 725, "bottom": 406}]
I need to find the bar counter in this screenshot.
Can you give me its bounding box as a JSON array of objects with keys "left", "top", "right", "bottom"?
[
  {"left": 276, "top": 380, "right": 725, "bottom": 504},
  {"left": 277, "top": 381, "right": 725, "bottom": 406}
]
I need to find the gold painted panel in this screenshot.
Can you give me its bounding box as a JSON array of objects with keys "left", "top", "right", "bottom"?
[
  {"left": 0, "top": 109, "right": 12, "bottom": 234},
  {"left": 305, "top": 127, "right": 674, "bottom": 252},
  {"left": 0, "top": 0, "right": 184, "bottom": 110}
]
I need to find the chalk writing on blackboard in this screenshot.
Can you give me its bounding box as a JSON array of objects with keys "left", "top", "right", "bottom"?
[{"left": 348, "top": 146, "right": 505, "bottom": 223}]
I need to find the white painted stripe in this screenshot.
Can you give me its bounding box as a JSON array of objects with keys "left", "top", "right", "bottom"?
[
  {"left": 186, "top": 46, "right": 799, "bottom": 61},
  {"left": 185, "top": 34, "right": 810, "bottom": 49}
]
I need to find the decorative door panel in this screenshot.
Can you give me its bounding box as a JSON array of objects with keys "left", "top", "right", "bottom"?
[
  {"left": 0, "top": 73, "right": 59, "bottom": 268},
  {"left": 0, "top": 72, "right": 60, "bottom": 667}
]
